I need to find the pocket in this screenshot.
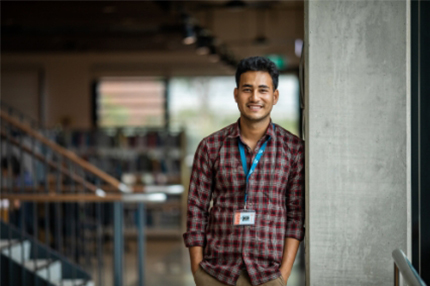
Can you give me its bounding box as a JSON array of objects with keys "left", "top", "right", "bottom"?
[
  {"left": 265, "top": 276, "right": 285, "bottom": 286},
  {"left": 193, "top": 266, "right": 203, "bottom": 277},
  {"left": 278, "top": 276, "right": 285, "bottom": 286},
  {"left": 192, "top": 266, "right": 201, "bottom": 285}
]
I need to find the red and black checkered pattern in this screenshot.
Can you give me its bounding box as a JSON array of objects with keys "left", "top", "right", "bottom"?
[{"left": 183, "top": 119, "right": 304, "bottom": 286}]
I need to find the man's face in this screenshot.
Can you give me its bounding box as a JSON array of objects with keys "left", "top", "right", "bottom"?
[{"left": 234, "top": 71, "right": 279, "bottom": 123}]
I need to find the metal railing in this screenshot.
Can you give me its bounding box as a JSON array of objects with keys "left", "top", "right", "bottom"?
[
  {"left": 0, "top": 106, "right": 182, "bottom": 286},
  {"left": 392, "top": 249, "right": 427, "bottom": 286}
]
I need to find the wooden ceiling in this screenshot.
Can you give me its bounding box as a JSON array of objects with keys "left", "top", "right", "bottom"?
[{"left": 1, "top": 1, "right": 304, "bottom": 71}]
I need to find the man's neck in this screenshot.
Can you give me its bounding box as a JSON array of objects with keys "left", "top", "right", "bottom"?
[{"left": 239, "top": 116, "right": 270, "bottom": 144}]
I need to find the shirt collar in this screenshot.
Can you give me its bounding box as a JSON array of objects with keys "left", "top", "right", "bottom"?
[{"left": 228, "top": 118, "right": 275, "bottom": 140}]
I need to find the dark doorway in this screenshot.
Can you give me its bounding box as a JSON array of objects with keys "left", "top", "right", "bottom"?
[{"left": 411, "top": 0, "right": 430, "bottom": 281}]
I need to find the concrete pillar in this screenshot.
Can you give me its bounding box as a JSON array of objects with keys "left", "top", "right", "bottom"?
[{"left": 305, "top": 1, "right": 410, "bottom": 285}]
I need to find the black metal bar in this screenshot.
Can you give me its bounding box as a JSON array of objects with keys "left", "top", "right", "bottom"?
[
  {"left": 69, "top": 163, "right": 77, "bottom": 284},
  {"left": 81, "top": 167, "right": 90, "bottom": 272},
  {"left": 418, "top": 1, "right": 430, "bottom": 281},
  {"left": 19, "top": 114, "right": 26, "bottom": 285},
  {"left": 56, "top": 154, "right": 63, "bottom": 286},
  {"left": 44, "top": 136, "right": 51, "bottom": 283},
  {"left": 101, "top": 202, "right": 105, "bottom": 285},
  {"left": 74, "top": 165, "right": 82, "bottom": 286},
  {"left": 96, "top": 183, "right": 103, "bottom": 286},
  {"left": 113, "top": 201, "right": 124, "bottom": 286},
  {"left": 164, "top": 77, "right": 170, "bottom": 129},
  {"left": 137, "top": 203, "right": 146, "bottom": 286},
  {"left": 31, "top": 124, "right": 39, "bottom": 286},
  {"left": 7, "top": 108, "right": 14, "bottom": 286},
  {"left": 0, "top": 121, "right": 4, "bottom": 196},
  {"left": 72, "top": 201, "right": 77, "bottom": 286},
  {"left": 77, "top": 189, "right": 82, "bottom": 267},
  {"left": 74, "top": 154, "right": 82, "bottom": 270},
  {"left": 92, "top": 199, "right": 96, "bottom": 275},
  {"left": 411, "top": 0, "right": 421, "bottom": 273}
]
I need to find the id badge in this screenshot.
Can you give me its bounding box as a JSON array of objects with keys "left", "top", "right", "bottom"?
[{"left": 233, "top": 209, "right": 256, "bottom": 226}]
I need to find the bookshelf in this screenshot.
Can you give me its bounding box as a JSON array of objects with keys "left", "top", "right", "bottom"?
[{"left": 53, "top": 127, "right": 186, "bottom": 238}]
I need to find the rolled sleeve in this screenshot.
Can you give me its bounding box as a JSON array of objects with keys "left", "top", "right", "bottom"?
[
  {"left": 285, "top": 142, "right": 305, "bottom": 240},
  {"left": 183, "top": 231, "right": 206, "bottom": 247},
  {"left": 183, "top": 138, "right": 213, "bottom": 248}
]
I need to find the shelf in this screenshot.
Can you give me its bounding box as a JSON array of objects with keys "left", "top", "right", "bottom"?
[
  {"left": 104, "top": 228, "right": 182, "bottom": 238},
  {"left": 71, "top": 147, "right": 182, "bottom": 160},
  {"left": 55, "top": 127, "right": 186, "bottom": 239}
]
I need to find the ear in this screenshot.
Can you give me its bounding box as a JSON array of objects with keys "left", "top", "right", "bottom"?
[
  {"left": 273, "top": 89, "right": 279, "bottom": 105},
  {"left": 234, "top": 87, "right": 239, "bottom": 103}
]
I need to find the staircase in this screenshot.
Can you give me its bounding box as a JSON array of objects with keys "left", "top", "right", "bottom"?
[
  {"left": 0, "top": 102, "right": 148, "bottom": 286},
  {"left": 1, "top": 220, "right": 93, "bottom": 286}
]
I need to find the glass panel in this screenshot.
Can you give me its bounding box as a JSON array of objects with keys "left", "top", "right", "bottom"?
[
  {"left": 97, "top": 77, "right": 165, "bottom": 128},
  {"left": 168, "top": 75, "right": 299, "bottom": 156}
]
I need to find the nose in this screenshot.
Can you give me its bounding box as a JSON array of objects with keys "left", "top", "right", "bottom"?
[{"left": 249, "top": 90, "right": 259, "bottom": 102}]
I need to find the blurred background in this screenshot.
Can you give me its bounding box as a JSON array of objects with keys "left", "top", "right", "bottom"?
[{"left": 1, "top": 1, "right": 304, "bottom": 286}]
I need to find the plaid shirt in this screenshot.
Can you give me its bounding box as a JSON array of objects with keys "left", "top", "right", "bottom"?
[{"left": 183, "top": 120, "right": 304, "bottom": 286}]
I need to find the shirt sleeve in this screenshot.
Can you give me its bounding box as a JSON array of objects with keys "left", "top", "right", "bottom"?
[
  {"left": 183, "top": 138, "right": 213, "bottom": 247},
  {"left": 285, "top": 141, "right": 305, "bottom": 240}
]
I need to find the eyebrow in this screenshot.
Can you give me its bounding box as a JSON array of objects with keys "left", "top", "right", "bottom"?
[{"left": 241, "top": 84, "right": 270, "bottom": 89}]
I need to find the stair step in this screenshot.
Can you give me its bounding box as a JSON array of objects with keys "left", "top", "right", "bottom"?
[
  {"left": 24, "top": 259, "right": 62, "bottom": 282},
  {"left": 0, "top": 239, "right": 18, "bottom": 249},
  {"left": 53, "top": 279, "right": 93, "bottom": 286},
  {"left": 1, "top": 223, "right": 91, "bottom": 285},
  {"left": 23, "top": 259, "right": 52, "bottom": 271},
  {"left": 1, "top": 240, "right": 31, "bottom": 262}
]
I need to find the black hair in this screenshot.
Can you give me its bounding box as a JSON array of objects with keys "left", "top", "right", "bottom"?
[{"left": 235, "top": 56, "right": 279, "bottom": 90}]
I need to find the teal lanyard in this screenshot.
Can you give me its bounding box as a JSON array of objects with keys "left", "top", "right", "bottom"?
[{"left": 238, "top": 125, "right": 273, "bottom": 209}]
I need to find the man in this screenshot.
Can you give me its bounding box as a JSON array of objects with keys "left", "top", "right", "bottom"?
[{"left": 183, "top": 56, "right": 304, "bottom": 286}]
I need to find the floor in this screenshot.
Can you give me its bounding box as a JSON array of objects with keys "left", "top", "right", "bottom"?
[{"left": 86, "top": 237, "right": 305, "bottom": 286}]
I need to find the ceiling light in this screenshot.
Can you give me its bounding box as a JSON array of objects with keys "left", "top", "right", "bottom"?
[
  {"left": 183, "top": 23, "right": 196, "bottom": 45},
  {"left": 196, "top": 34, "right": 212, "bottom": 56},
  {"left": 182, "top": 14, "right": 196, "bottom": 45},
  {"left": 208, "top": 46, "right": 220, "bottom": 63}
]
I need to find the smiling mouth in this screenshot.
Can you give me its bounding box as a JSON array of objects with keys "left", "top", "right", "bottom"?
[{"left": 247, "top": 104, "right": 263, "bottom": 111}]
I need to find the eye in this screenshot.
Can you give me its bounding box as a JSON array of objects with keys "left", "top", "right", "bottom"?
[{"left": 243, "top": 88, "right": 252, "bottom": 92}]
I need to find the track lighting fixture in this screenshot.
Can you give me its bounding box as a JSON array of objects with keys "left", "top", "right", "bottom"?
[
  {"left": 208, "top": 45, "right": 220, "bottom": 63},
  {"left": 196, "top": 29, "right": 212, "bottom": 55},
  {"left": 182, "top": 13, "right": 196, "bottom": 45}
]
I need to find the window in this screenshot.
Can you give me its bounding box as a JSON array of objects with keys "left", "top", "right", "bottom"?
[
  {"left": 168, "top": 75, "right": 300, "bottom": 156},
  {"left": 96, "top": 77, "right": 166, "bottom": 128}
]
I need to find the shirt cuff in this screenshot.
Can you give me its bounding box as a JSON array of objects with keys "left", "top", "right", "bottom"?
[
  {"left": 285, "top": 221, "right": 305, "bottom": 241},
  {"left": 183, "top": 231, "right": 206, "bottom": 247}
]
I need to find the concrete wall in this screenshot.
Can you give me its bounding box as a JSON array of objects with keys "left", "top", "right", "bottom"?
[{"left": 305, "top": 1, "right": 410, "bottom": 285}]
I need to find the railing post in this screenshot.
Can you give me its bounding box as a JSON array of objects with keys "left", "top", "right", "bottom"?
[
  {"left": 31, "top": 124, "right": 39, "bottom": 286},
  {"left": 137, "top": 202, "right": 146, "bottom": 286},
  {"left": 113, "top": 201, "right": 124, "bottom": 286},
  {"left": 43, "top": 134, "right": 51, "bottom": 283},
  {"left": 96, "top": 178, "right": 104, "bottom": 286},
  {"left": 69, "top": 162, "right": 77, "bottom": 282},
  {"left": 19, "top": 114, "right": 26, "bottom": 286},
  {"left": 394, "top": 263, "right": 399, "bottom": 286},
  {"left": 7, "top": 107, "right": 14, "bottom": 286},
  {"left": 55, "top": 154, "right": 63, "bottom": 286}
]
